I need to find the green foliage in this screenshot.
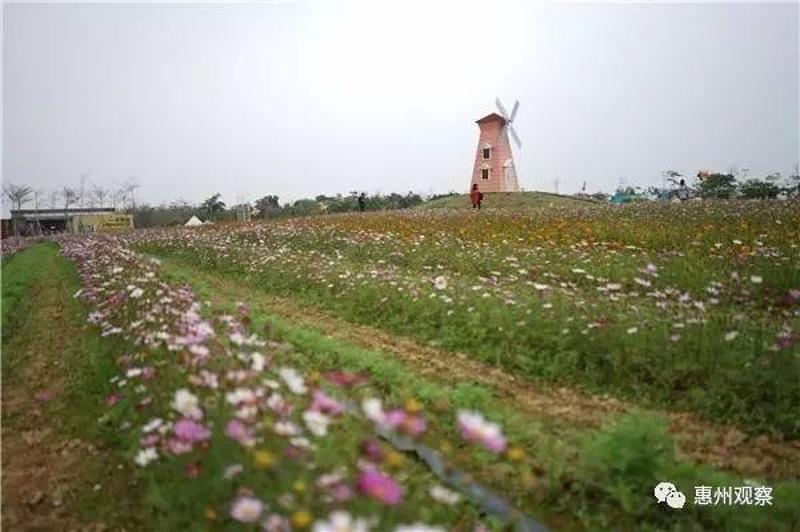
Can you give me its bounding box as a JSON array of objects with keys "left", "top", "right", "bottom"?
[
  {"left": 697, "top": 173, "right": 737, "bottom": 199},
  {"left": 738, "top": 179, "right": 781, "bottom": 199}
]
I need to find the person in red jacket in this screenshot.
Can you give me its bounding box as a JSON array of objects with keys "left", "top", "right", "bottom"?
[{"left": 470, "top": 184, "right": 483, "bottom": 210}]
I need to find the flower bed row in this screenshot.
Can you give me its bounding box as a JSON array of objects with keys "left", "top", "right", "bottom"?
[{"left": 59, "top": 235, "right": 542, "bottom": 531}]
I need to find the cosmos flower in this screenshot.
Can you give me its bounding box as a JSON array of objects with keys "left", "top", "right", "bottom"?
[
  {"left": 456, "top": 410, "right": 507, "bottom": 453},
  {"left": 303, "top": 410, "right": 332, "bottom": 437},
  {"left": 278, "top": 367, "right": 308, "bottom": 395},
  {"left": 433, "top": 276, "right": 448, "bottom": 290},
  {"left": 134, "top": 447, "right": 158, "bottom": 467},
  {"left": 174, "top": 419, "right": 212, "bottom": 442},
  {"left": 429, "top": 485, "right": 461, "bottom": 505},
  {"left": 311, "top": 389, "right": 345, "bottom": 416},
  {"left": 172, "top": 388, "right": 203, "bottom": 420},
  {"left": 394, "top": 525, "right": 445, "bottom": 532},
  {"left": 312, "top": 510, "right": 369, "bottom": 532},
  {"left": 230, "top": 495, "right": 264, "bottom": 523},
  {"left": 226, "top": 419, "right": 255, "bottom": 446},
  {"left": 357, "top": 468, "right": 403, "bottom": 506}
]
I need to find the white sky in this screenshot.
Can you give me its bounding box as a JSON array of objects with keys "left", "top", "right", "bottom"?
[{"left": 2, "top": 0, "right": 799, "bottom": 207}]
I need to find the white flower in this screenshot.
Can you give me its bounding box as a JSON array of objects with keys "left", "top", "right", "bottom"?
[
  {"left": 126, "top": 367, "right": 143, "bottom": 378},
  {"left": 274, "top": 421, "right": 301, "bottom": 436},
  {"left": 134, "top": 447, "right": 158, "bottom": 467},
  {"left": 278, "top": 367, "right": 307, "bottom": 395},
  {"left": 313, "top": 510, "right": 369, "bottom": 532},
  {"left": 142, "top": 418, "right": 163, "bottom": 433},
  {"left": 362, "top": 398, "right": 385, "bottom": 424},
  {"left": 725, "top": 331, "right": 739, "bottom": 342},
  {"left": 172, "top": 388, "right": 203, "bottom": 419},
  {"left": 303, "top": 410, "right": 331, "bottom": 437},
  {"left": 251, "top": 352, "right": 267, "bottom": 372},
  {"left": 429, "top": 485, "right": 461, "bottom": 505},
  {"left": 750, "top": 275, "right": 763, "bottom": 284},
  {"left": 627, "top": 327, "right": 638, "bottom": 334},
  {"left": 433, "top": 276, "right": 448, "bottom": 290},
  {"left": 130, "top": 287, "right": 144, "bottom": 299},
  {"left": 394, "top": 525, "right": 445, "bottom": 532},
  {"left": 533, "top": 283, "right": 549, "bottom": 291},
  {"left": 230, "top": 496, "right": 264, "bottom": 523}
]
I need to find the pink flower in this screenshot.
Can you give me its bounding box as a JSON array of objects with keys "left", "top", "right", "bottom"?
[
  {"left": 105, "top": 393, "right": 121, "bottom": 406},
  {"left": 174, "top": 419, "right": 212, "bottom": 442},
  {"left": 382, "top": 409, "right": 427, "bottom": 437},
  {"left": 311, "top": 389, "right": 345, "bottom": 416},
  {"left": 230, "top": 495, "right": 263, "bottom": 523},
  {"left": 360, "top": 439, "right": 383, "bottom": 462},
  {"left": 456, "top": 410, "right": 507, "bottom": 453},
  {"left": 226, "top": 419, "right": 254, "bottom": 447},
  {"left": 357, "top": 469, "right": 403, "bottom": 505}
]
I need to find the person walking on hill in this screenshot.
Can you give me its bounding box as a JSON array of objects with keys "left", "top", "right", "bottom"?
[{"left": 470, "top": 184, "right": 483, "bottom": 210}]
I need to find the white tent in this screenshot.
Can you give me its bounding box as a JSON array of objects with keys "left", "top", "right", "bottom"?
[{"left": 184, "top": 215, "right": 204, "bottom": 227}]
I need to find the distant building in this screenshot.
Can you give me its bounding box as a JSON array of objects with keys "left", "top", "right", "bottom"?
[{"left": 8, "top": 208, "right": 133, "bottom": 236}]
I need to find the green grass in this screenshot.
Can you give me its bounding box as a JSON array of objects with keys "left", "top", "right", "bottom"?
[
  {"left": 1, "top": 243, "right": 152, "bottom": 528},
  {"left": 162, "top": 259, "right": 800, "bottom": 531},
  {"left": 138, "top": 201, "right": 800, "bottom": 436},
  {"left": 420, "top": 191, "right": 599, "bottom": 210}
]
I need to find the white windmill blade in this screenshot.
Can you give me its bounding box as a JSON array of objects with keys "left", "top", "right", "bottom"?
[
  {"left": 510, "top": 100, "right": 519, "bottom": 122},
  {"left": 495, "top": 97, "right": 509, "bottom": 119},
  {"left": 508, "top": 124, "right": 522, "bottom": 148}
]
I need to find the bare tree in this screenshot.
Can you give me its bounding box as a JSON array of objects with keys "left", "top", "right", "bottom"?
[
  {"left": 62, "top": 187, "right": 81, "bottom": 210},
  {"left": 117, "top": 177, "right": 140, "bottom": 211},
  {"left": 2, "top": 183, "right": 34, "bottom": 211},
  {"left": 90, "top": 184, "right": 108, "bottom": 207}
]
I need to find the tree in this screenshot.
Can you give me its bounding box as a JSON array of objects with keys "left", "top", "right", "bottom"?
[
  {"left": 201, "top": 193, "right": 226, "bottom": 220},
  {"left": 2, "top": 183, "right": 34, "bottom": 211},
  {"left": 90, "top": 184, "right": 108, "bottom": 207},
  {"left": 697, "top": 172, "right": 737, "bottom": 199},
  {"left": 62, "top": 187, "right": 82, "bottom": 210},
  {"left": 254, "top": 195, "right": 280, "bottom": 218},
  {"left": 739, "top": 179, "right": 781, "bottom": 199}
]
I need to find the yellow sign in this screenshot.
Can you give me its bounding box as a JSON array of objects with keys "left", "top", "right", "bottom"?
[{"left": 73, "top": 214, "right": 133, "bottom": 233}]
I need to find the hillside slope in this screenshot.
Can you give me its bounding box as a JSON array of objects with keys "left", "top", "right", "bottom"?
[{"left": 420, "top": 191, "right": 599, "bottom": 209}]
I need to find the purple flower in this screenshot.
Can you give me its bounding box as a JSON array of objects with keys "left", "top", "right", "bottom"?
[
  {"left": 226, "top": 419, "right": 254, "bottom": 447},
  {"left": 174, "top": 419, "right": 212, "bottom": 442},
  {"left": 311, "top": 389, "right": 345, "bottom": 416},
  {"left": 356, "top": 468, "right": 403, "bottom": 505}
]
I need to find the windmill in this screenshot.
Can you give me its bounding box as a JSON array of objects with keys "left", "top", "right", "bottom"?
[{"left": 469, "top": 98, "right": 522, "bottom": 193}]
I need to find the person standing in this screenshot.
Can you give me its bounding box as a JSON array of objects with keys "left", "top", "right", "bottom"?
[
  {"left": 470, "top": 184, "right": 483, "bottom": 210},
  {"left": 358, "top": 192, "right": 366, "bottom": 212}
]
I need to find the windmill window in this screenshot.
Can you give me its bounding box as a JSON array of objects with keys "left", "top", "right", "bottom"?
[
  {"left": 481, "top": 168, "right": 490, "bottom": 180},
  {"left": 482, "top": 148, "right": 491, "bottom": 160}
]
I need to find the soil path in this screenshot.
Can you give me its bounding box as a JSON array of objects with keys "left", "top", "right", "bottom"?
[
  {"left": 164, "top": 259, "right": 800, "bottom": 480},
  {"left": 2, "top": 247, "right": 121, "bottom": 531}
]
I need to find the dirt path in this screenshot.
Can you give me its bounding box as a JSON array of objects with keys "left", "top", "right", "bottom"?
[
  {"left": 166, "top": 259, "right": 800, "bottom": 480},
  {"left": 2, "top": 247, "right": 125, "bottom": 531}
]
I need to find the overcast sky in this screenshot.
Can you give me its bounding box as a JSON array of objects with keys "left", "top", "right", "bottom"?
[{"left": 3, "top": 1, "right": 798, "bottom": 207}]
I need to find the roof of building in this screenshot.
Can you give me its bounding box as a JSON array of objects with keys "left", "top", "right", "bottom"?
[
  {"left": 475, "top": 113, "right": 507, "bottom": 125},
  {"left": 10, "top": 207, "right": 120, "bottom": 221}
]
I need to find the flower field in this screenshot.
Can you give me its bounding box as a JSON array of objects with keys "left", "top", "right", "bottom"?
[
  {"left": 137, "top": 201, "right": 800, "bottom": 436},
  {"left": 2, "top": 200, "right": 799, "bottom": 530}
]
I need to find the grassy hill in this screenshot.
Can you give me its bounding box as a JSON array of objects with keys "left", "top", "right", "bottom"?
[{"left": 420, "top": 191, "right": 600, "bottom": 210}]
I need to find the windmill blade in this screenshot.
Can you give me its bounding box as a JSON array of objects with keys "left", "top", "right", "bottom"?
[
  {"left": 508, "top": 124, "right": 522, "bottom": 148},
  {"left": 509, "top": 100, "right": 519, "bottom": 122},
  {"left": 495, "top": 97, "right": 509, "bottom": 119}
]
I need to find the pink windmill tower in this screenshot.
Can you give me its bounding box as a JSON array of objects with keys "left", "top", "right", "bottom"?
[{"left": 470, "top": 97, "right": 522, "bottom": 193}]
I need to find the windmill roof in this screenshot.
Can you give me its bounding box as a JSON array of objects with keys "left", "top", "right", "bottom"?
[{"left": 476, "top": 113, "right": 507, "bottom": 124}]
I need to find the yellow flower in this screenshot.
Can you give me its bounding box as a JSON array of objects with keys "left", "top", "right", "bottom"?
[
  {"left": 253, "top": 450, "right": 275, "bottom": 469},
  {"left": 292, "top": 480, "right": 306, "bottom": 493},
  {"left": 404, "top": 397, "right": 422, "bottom": 414},
  {"left": 291, "top": 510, "right": 312, "bottom": 529},
  {"left": 385, "top": 449, "right": 405, "bottom": 468},
  {"left": 507, "top": 446, "right": 526, "bottom": 462},
  {"left": 204, "top": 508, "right": 218, "bottom": 521}
]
